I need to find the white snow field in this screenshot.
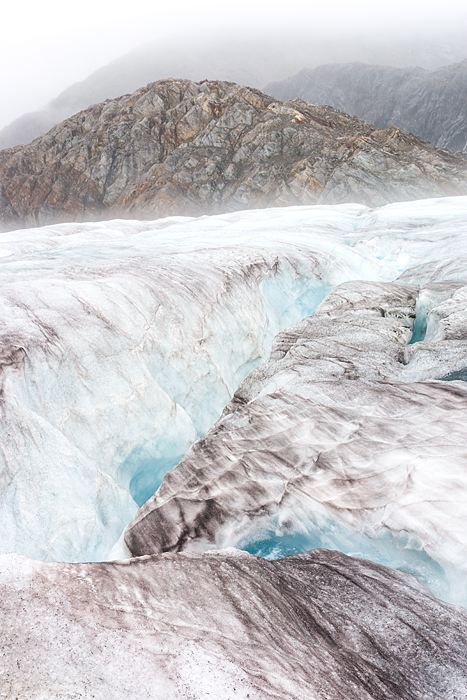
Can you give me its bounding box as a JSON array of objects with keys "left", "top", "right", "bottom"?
[{"left": 1, "top": 196, "right": 467, "bottom": 573}]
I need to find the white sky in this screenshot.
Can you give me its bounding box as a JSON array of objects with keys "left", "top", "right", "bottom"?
[{"left": 1, "top": 0, "right": 467, "bottom": 129}]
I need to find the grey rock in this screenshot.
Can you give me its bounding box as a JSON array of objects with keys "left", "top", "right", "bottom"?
[{"left": 266, "top": 59, "right": 467, "bottom": 152}]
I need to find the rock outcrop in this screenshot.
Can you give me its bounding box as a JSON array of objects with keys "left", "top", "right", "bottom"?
[
  {"left": 266, "top": 59, "right": 467, "bottom": 152},
  {"left": 2, "top": 79, "right": 467, "bottom": 231}
]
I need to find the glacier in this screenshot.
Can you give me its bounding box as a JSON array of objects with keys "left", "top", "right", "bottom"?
[
  {"left": 1, "top": 197, "right": 467, "bottom": 576},
  {"left": 124, "top": 278, "right": 467, "bottom": 606},
  {"left": 3, "top": 196, "right": 467, "bottom": 699},
  {"left": 2, "top": 548, "right": 467, "bottom": 700}
]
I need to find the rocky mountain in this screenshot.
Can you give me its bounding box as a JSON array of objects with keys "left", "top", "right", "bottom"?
[
  {"left": 0, "top": 40, "right": 282, "bottom": 151},
  {"left": 2, "top": 78, "right": 467, "bottom": 232},
  {"left": 266, "top": 59, "right": 467, "bottom": 152},
  {"left": 2, "top": 34, "right": 467, "bottom": 150}
]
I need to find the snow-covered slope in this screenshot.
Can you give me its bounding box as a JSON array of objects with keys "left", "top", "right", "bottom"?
[{"left": 2, "top": 198, "right": 467, "bottom": 566}]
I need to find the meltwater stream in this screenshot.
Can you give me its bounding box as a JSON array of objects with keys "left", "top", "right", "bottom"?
[{"left": 240, "top": 522, "right": 461, "bottom": 607}]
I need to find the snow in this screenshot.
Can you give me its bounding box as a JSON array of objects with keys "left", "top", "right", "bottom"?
[{"left": 2, "top": 197, "right": 467, "bottom": 566}]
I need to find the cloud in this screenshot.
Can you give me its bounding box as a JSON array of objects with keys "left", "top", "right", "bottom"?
[{"left": 0, "top": 0, "right": 467, "bottom": 130}]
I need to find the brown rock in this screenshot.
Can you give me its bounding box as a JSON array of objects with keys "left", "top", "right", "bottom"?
[{"left": 1, "top": 78, "right": 467, "bottom": 231}]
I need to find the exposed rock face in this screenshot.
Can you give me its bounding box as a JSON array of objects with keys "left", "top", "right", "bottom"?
[
  {"left": 2, "top": 548, "right": 467, "bottom": 699},
  {"left": 266, "top": 59, "right": 467, "bottom": 152},
  {"left": 2, "top": 78, "right": 467, "bottom": 231}
]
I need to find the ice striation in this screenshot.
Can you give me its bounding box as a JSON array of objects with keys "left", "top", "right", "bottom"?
[
  {"left": 2, "top": 548, "right": 467, "bottom": 699},
  {"left": 0, "top": 223, "right": 339, "bottom": 562},
  {"left": 2, "top": 196, "right": 467, "bottom": 575},
  {"left": 125, "top": 277, "right": 467, "bottom": 605}
]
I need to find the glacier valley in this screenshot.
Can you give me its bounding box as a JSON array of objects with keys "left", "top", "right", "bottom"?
[
  {"left": 3, "top": 197, "right": 467, "bottom": 698},
  {"left": 0, "top": 198, "right": 467, "bottom": 590}
]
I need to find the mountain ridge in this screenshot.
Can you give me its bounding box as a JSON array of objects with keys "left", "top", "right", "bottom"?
[
  {"left": 266, "top": 59, "right": 467, "bottom": 152},
  {"left": 2, "top": 78, "right": 467, "bottom": 232},
  {"left": 3, "top": 35, "right": 467, "bottom": 149}
]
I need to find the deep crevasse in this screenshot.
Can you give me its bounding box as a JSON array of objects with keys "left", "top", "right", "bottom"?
[{"left": 2, "top": 198, "right": 467, "bottom": 564}]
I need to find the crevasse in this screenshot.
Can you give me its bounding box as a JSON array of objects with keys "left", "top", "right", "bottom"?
[{"left": 2, "top": 198, "right": 467, "bottom": 577}]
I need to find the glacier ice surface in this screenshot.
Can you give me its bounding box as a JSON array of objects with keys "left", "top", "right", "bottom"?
[
  {"left": 2, "top": 548, "right": 467, "bottom": 700},
  {"left": 124, "top": 271, "right": 467, "bottom": 606},
  {"left": 2, "top": 197, "right": 467, "bottom": 571}
]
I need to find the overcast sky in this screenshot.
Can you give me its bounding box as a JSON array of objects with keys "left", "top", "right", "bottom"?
[{"left": 1, "top": 0, "right": 467, "bottom": 130}]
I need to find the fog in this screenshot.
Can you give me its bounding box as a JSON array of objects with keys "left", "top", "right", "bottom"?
[{"left": 1, "top": 0, "right": 467, "bottom": 131}]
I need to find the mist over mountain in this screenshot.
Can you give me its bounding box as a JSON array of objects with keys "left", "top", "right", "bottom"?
[
  {"left": 2, "top": 33, "right": 467, "bottom": 150},
  {"left": 266, "top": 59, "right": 467, "bottom": 153}
]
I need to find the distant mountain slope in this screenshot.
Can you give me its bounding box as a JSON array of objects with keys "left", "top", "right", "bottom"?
[
  {"left": 0, "top": 44, "right": 273, "bottom": 150},
  {"left": 1, "top": 78, "right": 467, "bottom": 231},
  {"left": 2, "top": 35, "right": 467, "bottom": 150},
  {"left": 266, "top": 60, "right": 467, "bottom": 152}
]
